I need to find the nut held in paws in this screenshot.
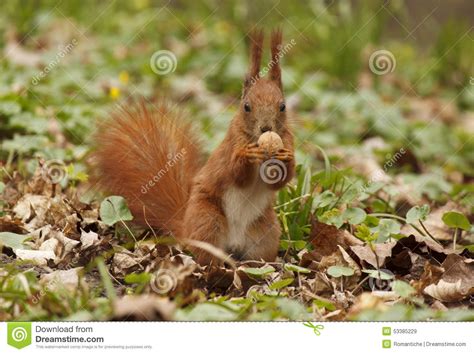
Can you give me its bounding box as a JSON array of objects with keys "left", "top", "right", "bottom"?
[{"left": 257, "top": 131, "right": 284, "bottom": 154}]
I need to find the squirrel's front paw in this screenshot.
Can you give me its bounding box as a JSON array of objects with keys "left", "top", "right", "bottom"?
[
  {"left": 242, "top": 143, "right": 267, "bottom": 164},
  {"left": 272, "top": 148, "right": 294, "bottom": 162}
]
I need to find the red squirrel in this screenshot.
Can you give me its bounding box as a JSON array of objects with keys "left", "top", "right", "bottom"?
[{"left": 93, "top": 29, "right": 295, "bottom": 264}]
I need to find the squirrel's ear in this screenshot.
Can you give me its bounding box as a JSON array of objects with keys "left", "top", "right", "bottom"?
[
  {"left": 243, "top": 29, "right": 264, "bottom": 96},
  {"left": 269, "top": 28, "right": 282, "bottom": 90}
]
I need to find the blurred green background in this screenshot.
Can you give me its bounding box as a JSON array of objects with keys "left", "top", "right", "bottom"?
[
  {"left": 0, "top": 0, "right": 473, "bottom": 195},
  {"left": 1, "top": 0, "right": 473, "bottom": 205}
]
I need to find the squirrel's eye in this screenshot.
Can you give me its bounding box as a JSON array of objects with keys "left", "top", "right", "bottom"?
[
  {"left": 279, "top": 103, "right": 286, "bottom": 112},
  {"left": 244, "top": 103, "right": 251, "bottom": 112}
]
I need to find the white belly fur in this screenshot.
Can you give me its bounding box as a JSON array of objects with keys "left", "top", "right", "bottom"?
[{"left": 222, "top": 177, "right": 274, "bottom": 253}]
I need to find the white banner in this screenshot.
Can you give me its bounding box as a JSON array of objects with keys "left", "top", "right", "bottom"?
[{"left": 1, "top": 322, "right": 472, "bottom": 353}]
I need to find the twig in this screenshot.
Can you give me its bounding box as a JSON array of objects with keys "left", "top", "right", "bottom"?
[
  {"left": 351, "top": 275, "right": 370, "bottom": 294},
  {"left": 453, "top": 228, "right": 459, "bottom": 251},
  {"left": 120, "top": 220, "right": 137, "bottom": 243},
  {"left": 142, "top": 205, "right": 158, "bottom": 242}
]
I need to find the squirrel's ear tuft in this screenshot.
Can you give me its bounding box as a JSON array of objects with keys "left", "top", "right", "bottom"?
[
  {"left": 269, "top": 28, "right": 282, "bottom": 90},
  {"left": 243, "top": 28, "right": 264, "bottom": 96}
]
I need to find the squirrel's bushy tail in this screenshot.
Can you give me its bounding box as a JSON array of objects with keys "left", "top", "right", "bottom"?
[{"left": 92, "top": 100, "right": 202, "bottom": 236}]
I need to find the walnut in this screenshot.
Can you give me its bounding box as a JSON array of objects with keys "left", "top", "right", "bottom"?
[{"left": 257, "top": 131, "right": 283, "bottom": 154}]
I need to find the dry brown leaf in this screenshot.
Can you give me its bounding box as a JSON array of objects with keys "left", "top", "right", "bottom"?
[
  {"left": 40, "top": 268, "right": 82, "bottom": 290},
  {"left": 304, "top": 272, "right": 334, "bottom": 297},
  {"left": 80, "top": 230, "right": 99, "bottom": 250},
  {"left": 309, "top": 219, "right": 362, "bottom": 260},
  {"left": 112, "top": 252, "right": 140, "bottom": 276},
  {"left": 350, "top": 242, "right": 396, "bottom": 268},
  {"left": 414, "top": 261, "right": 444, "bottom": 293},
  {"left": 39, "top": 237, "right": 59, "bottom": 253},
  {"left": 15, "top": 249, "right": 55, "bottom": 265},
  {"left": 424, "top": 279, "right": 465, "bottom": 302},
  {"left": 13, "top": 194, "right": 73, "bottom": 232},
  {"left": 0, "top": 216, "right": 27, "bottom": 233},
  {"left": 442, "top": 254, "right": 474, "bottom": 292},
  {"left": 338, "top": 245, "right": 361, "bottom": 278},
  {"left": 421, "top": 254, "right": 474, "bottom": 302}
]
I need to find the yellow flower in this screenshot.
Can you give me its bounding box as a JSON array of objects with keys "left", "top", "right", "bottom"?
[
  {"left": 109, "top": 86, "right": 120, "bottom": 99},
  {"left": 119, "top": 71, "right": 129, "bottom": 85}
]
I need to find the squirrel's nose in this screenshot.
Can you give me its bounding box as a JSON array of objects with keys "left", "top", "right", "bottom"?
[{"left": 260, "top": 126, "right": 272, "bottom": 133}]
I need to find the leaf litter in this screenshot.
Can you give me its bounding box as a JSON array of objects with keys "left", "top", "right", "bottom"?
[{"left": 1, "top": 166, "right": 472, "bottom": 321}]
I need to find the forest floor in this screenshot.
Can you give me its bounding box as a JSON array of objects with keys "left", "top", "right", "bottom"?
[{"left": 0, "top": 2, "right": 473, "bottom": 321}]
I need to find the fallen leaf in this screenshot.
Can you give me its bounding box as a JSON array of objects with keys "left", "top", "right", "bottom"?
[
  {"left": 112, "top": 252, "right": 140, "bottom": 276},
  {"left": 41, "top": 268, "right": 82, "bottom": 290},
  {"left": 15, "top": 249, "right": 55, "bottom": 265},
  {"left": 350, "top": 242, "right": 396, "bottom": 268},
  {"left": 439, "top": 254, "right": 474, "bottom": 297},
  {"left": 80, "top": 230, "right": 99, "bottom": 249},
  {"left": 309, "top": 219, "right": 363, "bottom": 260},
  {"left": 424, "top": 279, "right": 465, "bottom": 302},
  {"left": 421, "top": 254, "right": 474, "bottom": 302}
]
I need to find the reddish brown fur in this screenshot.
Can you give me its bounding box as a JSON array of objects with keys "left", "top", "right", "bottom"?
[
  {"left": 243, "top": 29, "right": 264, "bottom": 95},
  {"left": 92, "top": 101, "right": 202, "bottom": 236},
  {"left": 269, "top": 28, "right": 282, "bottom": 89},
  {"left": 93, "top": 30, "right": 295, "bottom": 265}
]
